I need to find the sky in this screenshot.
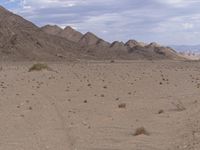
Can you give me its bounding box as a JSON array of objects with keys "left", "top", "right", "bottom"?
[{"left": 1, "top": 0, "right": 200, "bottom": 45}]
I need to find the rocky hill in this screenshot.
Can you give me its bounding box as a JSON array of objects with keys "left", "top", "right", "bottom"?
[
  {"left": 0, "top": 5, "right": 184, "bottom": 61},
  {"left": 0, "top": 6, "right": 84, "bottom": 61}
]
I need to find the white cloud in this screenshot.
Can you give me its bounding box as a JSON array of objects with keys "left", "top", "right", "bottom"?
[
  {"left": 20, "top": 0, "right": 78, "bottom": 8},
  {"left": 17, "top": 0, "right": 115, "bottom": 9},
  {"left": 182, "top": 23, "right": 194, "bottom": 30},
  {"left": 158, "top": 0, "right": 199, "bottom": 7}
]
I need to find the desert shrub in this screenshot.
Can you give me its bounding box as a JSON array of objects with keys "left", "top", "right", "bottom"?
[
  {"left": 110, "top": 60, "right": 115, "bottom": 63},
  {"left": 118, "top": 103, "right": 126, "bottom": 108},
  {"left": 29, "top": 63, "right": 49, "bottom": 72},
  {"left": 133, "top": 127, "right": 149, "bottom": 136},
  {"left": 158, "top": 109, "right": 164, "bottom": 114}
]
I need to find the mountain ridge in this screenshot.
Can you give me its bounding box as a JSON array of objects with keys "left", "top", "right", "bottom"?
[{"left": 0, "top": 5, "right": 184, "bottom": 61}]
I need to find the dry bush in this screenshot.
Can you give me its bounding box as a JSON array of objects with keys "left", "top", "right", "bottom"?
[
  {"left": 29, "top": 63, "right": 49, "bottom": 72},
  {"left": 158, "top": 109, "right": 164, "bottom": 114},
  {"left": 118, "top": 103, "right": 126, "bottom": 108},
  {"left": 110, "top": 60, "right": 115, "bottom": 63},
  {"left": 133, "top": 127, "right": 149, "bottom": 136}
]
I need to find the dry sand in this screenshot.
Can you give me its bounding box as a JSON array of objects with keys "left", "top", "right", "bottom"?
[{"left": 0, "top": 60, "right": 200, "bottom": 150}]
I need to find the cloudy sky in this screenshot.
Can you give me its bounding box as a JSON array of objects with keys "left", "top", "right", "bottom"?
[{"left": 1, "top": 0, "right": 200, "bottom": 45}]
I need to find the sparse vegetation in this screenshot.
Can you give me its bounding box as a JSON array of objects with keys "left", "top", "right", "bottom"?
[
  {"left": 100, "top": 94, "right": 105, "bottom": 97},
  {"left": 115, "top": 97, "right": 120, "bottom": 101},
  {"left": 29, "top": 63, "right": 49, "bottom": 72},
  {"left": 103, "top": 86, "right": 107, "bottom": 89},
  {"left": 133, "top": 127, "right": 149, "bottom": 136},
  {"left": 158, "top": 109, "right": 164, "bottom": 114},
  {"left": 110, "top": 60, "right": 115, "bottom": 63},
  {"left": 118, "top": 103, "right": 126, "bottom": 108}
]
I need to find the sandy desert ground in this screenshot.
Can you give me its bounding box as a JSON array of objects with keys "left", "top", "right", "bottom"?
[{"left": 0, "top": 60, "right": 200, "bottom": 150}]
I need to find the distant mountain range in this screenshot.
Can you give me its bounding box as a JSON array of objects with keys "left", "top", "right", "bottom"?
[
  {"left": 0, "top": 5, "right": 185, "bottom": 61},
  {"left": 171, "top": 45, "right": 200, "bottom": 53},
  {"left": 171, "top": 45, "right": 200, "bottom": 60}
]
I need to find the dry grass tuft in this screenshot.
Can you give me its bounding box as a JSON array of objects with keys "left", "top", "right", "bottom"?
[{"left": 29, "top": 63, "right": 49, "bottom": 72}]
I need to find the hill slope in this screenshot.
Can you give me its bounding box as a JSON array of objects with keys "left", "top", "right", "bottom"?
[{"left": 0, "top": 6, "right": 83, "bottom": 61}]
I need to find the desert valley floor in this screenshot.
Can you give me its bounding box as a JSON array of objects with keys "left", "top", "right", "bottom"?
[{"left": 0, "top": 60, "right": 200, "bottom": 150}]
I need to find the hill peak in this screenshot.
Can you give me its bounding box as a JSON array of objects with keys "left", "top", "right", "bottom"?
[
  {"left": 79, "top": 32, "right": 101, "bottom": 46},
  {"left": 111, "top": 41, "right": 124, "bottom": 46},
  {"left": 43, "top": 25, "right": 62, "bottom": 29},
  {"left": 147, "top": 42, "right": 161, "bottom": 47},
  {"left": 41, "top": 25, "right": 63, "bottom": 35},
  {"left": 84, "top": 32, "right": 98, "bottom": 38},
  {"left": 61, "top": 26, "right": 83, "bottom": 42},
  {"left": 64, "top": 26, "right": 74, "bottom": 31},
  {"left": 125, "top": 40, "right": 140, "bottom": 48}
]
